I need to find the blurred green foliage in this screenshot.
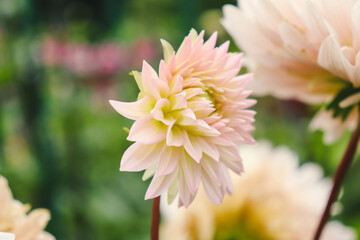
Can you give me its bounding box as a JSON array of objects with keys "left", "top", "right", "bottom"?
[{"left": 0, "top": 0, "right": 359, "bottom": 239}]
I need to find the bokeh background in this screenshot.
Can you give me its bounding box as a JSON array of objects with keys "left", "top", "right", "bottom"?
[{"left": 0, "top": 0, "right": 359, "bottom": 239}]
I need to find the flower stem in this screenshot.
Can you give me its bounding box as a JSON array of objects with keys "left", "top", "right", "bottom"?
[
  {"left": 151, "top": 196, "right": 160, "bottom": 240},
  {"left": 313, "top": 111, "right": 360, "bottom": 240}
]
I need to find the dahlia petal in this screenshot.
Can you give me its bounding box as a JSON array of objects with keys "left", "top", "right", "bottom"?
[
  {"left": 202, "top": 169, "right": 223, "bottom": 205},
  {"left": 142, "top": 164, "right": 157, "bottom": 181},
  {"left": 352, "top": 2, "right": 360, "bottom": 51},
  {"left": 321, "top": 0, "right": 353, "bottom": 45},
  {"left": 109, "top": 95, "right": 154, "bottom": 120},
  {"left": 176, "top": 36, "right": 192, "bottom": 65},
  {"left": 339, "top": 92, "right": 360, "bottom": 108},
  {"left": 156, "top": 147, "right": 180, "bottom": 176},
  {"left": 176, "top": 108, "right": 196, "bottom": 126},
  {"left": 132, "top": 70, "right": 144, "bottom": 92},
  {"left": 257, "top": 0, "right": 282, "bottom": 30},
  {"left": 167, "top": 54, "right": 177, "bottom": 74},
  {"left": 120, "top": 143, "right": 163, "bottom": 172},
  {"left": 183, "top": 133, "right": 203, "bottom": 163},
  {"left": 303, "top": 1, "right": 330, "bottom": 43},
  {"left": 183, "top": 152, "right": 201, "bottom": 195},
  {"left": 318, "top": 35, "right": 354, "bottom": 84},
  {"left": 189, "top": 28, "right": 199, "bottom": 41},
  {"left": 141, "top": 61, "right": 159, "bottom": 93},
  {"left": 178, "top": 166, "right": 197, "bottom": 207},
  {"left": 167, "top": 177, "right": 178, "bottom": 204},
  {"left": 170, "top": 75, "right": 183, "bottom": 94},
  {"left": 145, "top": 171, "right": 177, "bottom": 199},
  {"left": 279, "top": 21, "right": 314, "bottom": 55},
  {"left": 218, "top": 146, "right": 244, "bottom": 174},
  {"left": 220, "top": 164, "right": 233, "bottom": 194},
  {"left": 166, "top": 121, "right": 185, "bottom": 147},
  {"left": 196, "top": 137, "right": 220, "bottom": 161},
  {"left": 127, "top": 115, "right": 167, "bottom": 144},
  {"left": 169, "top": 92, "right": 187, "bottom": 110},
  {"left": 160, "top": 39, "right": 175, "bottom": 64},
  {"left": 191, "top": 119, "right": 221, "bottom": 137},
  {"left": 151, "top": 98, "right": 171, "bottom": 123},
  {"left": 222, "top": 5, "right": 276, "bottom": 55},
  {"left": 141, "top": 62, "right": 170, "bottom": 99},
  {"left": 201, "top": 155, "right": 222, "bottom": 183},
  {"left": 202, "top": 32, "right": 218, "bottom": 54},
  {"left": 159, "top": 60, "right": 173, "bottom": 83},
  {"left": 188, "top": 135, "right": 220, "bottom": 162}
]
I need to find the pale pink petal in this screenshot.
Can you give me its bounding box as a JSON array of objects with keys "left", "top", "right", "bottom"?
[
  {"left": 169, "top": 75, "right": 183, "bottom": 94},
  {"left": 145, "top": 171, "right": 177, "bottom": 199},
  {"left": 218, "top": 145, "right": 244, "bottom": 174},
  {"left": 303, "top": 1, "right": 331, "bottom": 43},
  {"left": 120, "top": 142, "right": 164, "bottom": 171},
  {"left": 159, "top": 60, "right": 172, "bottom": 83},
  {"left": 352, "top": 2, "right": 360, "bottom": 51},
  {"left": 151, "top": 98, "right": 171, "bottom": 123},
  {"left": 318, "top": 35, "right": 353, "bottom": 83},
  {"left": 141, "top": 61, "right": 170, "bottom": 99},
  {"left": 127, "top": 115, "right": 167, "bottom": 144},
  {"left": 178, "top": 165, "right": 197, "bottom": 207},
  {"left": 109, "top": 95, "right": 154, "bottom": 120},
  {"left": 169, "top": 92, "right": 187, "bottom": 110},
  {"left": 182, "top": 151, "right": 201, "bottom": 195},
  {"left": 156, "top": 147, "right": 180, "bottom": 176},
  {"left": 183, "top": 133, "right": 203, "bottom": 163},
  {"left": 166, "top": 121, "right": 185, "bottom": 147},
  {"left": 201, "top": 169, "right": 223, "bottom": 205},
  {"left": 201, "top": 155, "right": 222, "bottom": 183}
]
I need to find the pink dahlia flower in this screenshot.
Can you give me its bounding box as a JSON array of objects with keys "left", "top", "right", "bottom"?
[
  {"left": 110, "top": 30, "right": 256, "bottom": 207},
  {"left": 222, "top": 0, "right": 360, "bottom": 142}
]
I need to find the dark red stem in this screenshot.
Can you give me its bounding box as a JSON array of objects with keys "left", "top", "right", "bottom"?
[
  {"left": 151, "top": 196, "right": 160, "bottom": 240},
  {"left": 313, "top": 113, "right": 360, "bottom": 240}
]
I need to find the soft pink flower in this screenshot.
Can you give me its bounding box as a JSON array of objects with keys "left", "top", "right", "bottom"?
[
  {"left": 110, "top": 29, "right": 256, "bottom": 207},
  {"left": 222, "top": 0, "right": 360, "bottom": 142},
  {"left": 0, "top": 176, "right": 55, "bottom": 240},
  {"left": 160, "top": 142, "right": 357, "bottom": 240}
]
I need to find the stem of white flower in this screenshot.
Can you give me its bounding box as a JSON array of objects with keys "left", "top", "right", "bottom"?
[
  {"left": 151, "top": 196, "right": 160, "bottom": 240},
  {"left": 313, "top": 108, "right": 360, "bottom": 240}
]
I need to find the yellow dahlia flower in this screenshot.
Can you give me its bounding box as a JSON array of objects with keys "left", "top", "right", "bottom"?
[
  {"left": 110, "top": 29, "right": 256, "bottom": 207},
  {"left": 160, "top": 142, "right": 357, "bottom": 240},
  {"left": 0, "top": 176, "right": 54, "bottom": 240}
]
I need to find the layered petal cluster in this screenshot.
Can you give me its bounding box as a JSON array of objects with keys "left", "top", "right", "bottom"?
[
  {"left": 0, "top": 176, "right": 55, "bottom": 240},
  {"left": 222, "top": 0, "right": 360, "bottom": 142},
  {"left": 160, "top": 142, "right": 357, "bottom": 240},
  {"left": 110, "top": 30, "right": 255, "bottom": 207},
  {"left": 0, "top": 232, "right": 15, "bottom": 240}
]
